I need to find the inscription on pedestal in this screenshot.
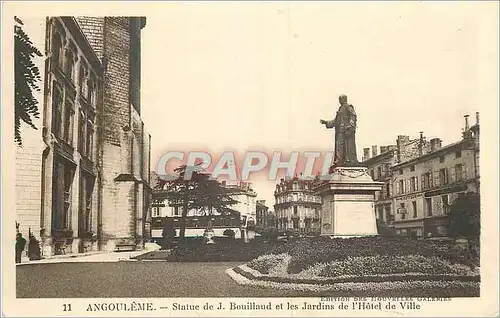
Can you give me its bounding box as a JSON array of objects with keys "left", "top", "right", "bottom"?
[{"left": 335, "top": 201, "right": 377, "bottom": 236}]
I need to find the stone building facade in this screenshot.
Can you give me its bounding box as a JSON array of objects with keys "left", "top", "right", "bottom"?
[
  {"left": 75, "top": 16, "right": 152, "bottom": 251},
  {"left": 15, "top": 16, "right": 151, "bottom": 257},
  {"left": 274, "top": 176, "right": 322, "bottom": 233},
  {"left": 391, "top": 115, "right": 480, "bottom": 238},
  {"left": 361, "top": 114, "right": 480, "bottom": 238},
  {"left": 256, "top": 200, "right": 270, "bottom": 228},
  {"left": 362, "top": 145, "right": 397, "bottom": 224}
]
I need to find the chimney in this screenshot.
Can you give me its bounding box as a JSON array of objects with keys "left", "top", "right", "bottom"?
[
  {"left": 418, "top": 132, "right": 424, "bottom": 155},
  {"left": 380, "top": 146, "right": 388, "bottom": 154},
  {"left": 396, "top": 136, "right": 409, "bottom": 162},
  {"left": 464, "top": 115, "right": 470, "bottom": 131},
  {"left": 476, "top": 112, "right": 479, "bottom": 125},
  {"left": 430, "top": 138, "right": 442, "bottom": 152},
  {"left": 372, "top": 145, "right": 378, "bottom": 157},
  {"left": 363, "top": 148, "right": 370, "bottom": 161}
]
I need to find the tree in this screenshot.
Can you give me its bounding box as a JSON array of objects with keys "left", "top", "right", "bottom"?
[
  {"left": 157, "top": 164, "right": 239, "bottom": 243},
  {"left": 15, "top": 17, "right": 43, "bottom": 147},
  {"left": 448, "top": 192, "right": 480, "bottom": 239}
]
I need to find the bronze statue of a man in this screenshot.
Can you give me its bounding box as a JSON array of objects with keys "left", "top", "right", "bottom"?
[{"left": 320, "top": 94, "right": 359, "bottom": 167}]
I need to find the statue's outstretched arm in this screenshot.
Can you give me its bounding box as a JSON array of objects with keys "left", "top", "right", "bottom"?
[
  {"left": 324, "top": 120, "right": 335, "bottom": 129},
  {"left": 320, "top": 119, "right": 335, "bottom": 129}
]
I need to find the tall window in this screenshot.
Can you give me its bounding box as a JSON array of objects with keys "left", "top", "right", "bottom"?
[
  {"left": 426, "top": 198, "right": 433, "bottom": 216},
  {"left": 422, "top": 172, "right": 432, "bottom": 190},
  {"left": 78, "top": 112, "right": 85, "bottom": 153},
  {"left": 412, "top": 201, "right": 417, "bottom": 218},
  {"left": 377, "top": 166, "right": 382, "bottom": 179},
  {"left": 88, "top": 74, "right": 96, "bottom": 105},
  {"left": 79, "top": 63, "right": 88, "bottom": 97},
  {"left": 293, "top": 206, "right": 298, "bottom": 216},
  {"left": 399, "top": 180, "right": 405, "bottom": 194},
  {"left": 400, "top": 203, "right": 406, "bottom": 220},
  {"left": 52, "top": 32, "right": 63, "bottom": 69},
  {"left": 439, "top": 168, "right": 449, "bottom": 185},
  {"left": 79, "top": 173, "right": 94, "bottom": 234},
  {"left": 86, "top": 121, "right": 93, "bottom": 160},
  {"left": 63, "top": 99, "right": 74, "bottom": 144},
  {"left": 410, "top": 176, "right": 418, "bottom": 192},
  {"left": 52, "top": 84, "right": 63, "bottom": 136},
  {"left": 64, "top": 49, "right": 76, "bottom": 82},
  {"left": 85, "top": 179, "right": 93, "bottom": 232},
  {"left": 385, "top": 183, "right": 390, "bottom": 198},
  {"left": 62, "top": 166, "right": 73, "bottom": 229},
  {"left": 455, "top": 164, "right": 464, "bottom": 181}
]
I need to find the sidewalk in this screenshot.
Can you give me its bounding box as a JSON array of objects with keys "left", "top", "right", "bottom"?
[{"left": 16, "top": 250, "right": 150, "bottom": 266}]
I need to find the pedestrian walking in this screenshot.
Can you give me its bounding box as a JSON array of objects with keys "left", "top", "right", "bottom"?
[
  {"left": 15, "top": 233, "right": 27, "bottom": 264},
  {"left": 28, "top": 234, "right": 41, "bottom": 260}
]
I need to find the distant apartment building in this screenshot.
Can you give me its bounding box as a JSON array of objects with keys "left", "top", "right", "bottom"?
[
  {"left": 256, "top": 200, "right": 270, "bottom": 228},
  {"left": 15, "top": 16, "right": 151, "bottom": 257},
  {"left": 391, "top": 114, "right": 479, "bottom": 238},
  {"left": 362, "top": 145, "right": 398, "bottom": 224},
  {"left": 151, "top": 180, "right": 257, "bottom": 221},
  {"left": 361, "top": 113, "right": 480, "bottom": 238},
  {"left": 274, "top": 176, "right": 322, "bottom": 232}
]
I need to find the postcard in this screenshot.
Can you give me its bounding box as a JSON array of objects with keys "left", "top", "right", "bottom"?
[{"left": 2, "top": 1, "right": 499, "bottom": 317}]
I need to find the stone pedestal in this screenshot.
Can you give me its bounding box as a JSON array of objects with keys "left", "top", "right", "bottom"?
[{"left": 314, "top": 167, "right": 383, "bottom": 237}]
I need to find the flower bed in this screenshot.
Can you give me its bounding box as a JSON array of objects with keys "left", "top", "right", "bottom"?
[
  {"left": 253, "top": 236, "right": 479, "bottom": 274},
  {"left": 227, "top": 267, "right": 480, "bottom": 297},
  {"left": 236, "top": 237, "right": 479, "bottom": 295},
  {"left": 316, "top": 255, "right": 475, "bottom": 277}
]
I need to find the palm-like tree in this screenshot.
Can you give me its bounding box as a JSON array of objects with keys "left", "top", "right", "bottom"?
[{"left": 15, "top": 17, "right": 43, "bottom": 147}]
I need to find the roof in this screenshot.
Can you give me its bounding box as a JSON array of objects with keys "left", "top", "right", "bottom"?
[
  {"left": 392, "top": 139, "right": 470, "bottom": 169},
  {"left": 60, "top": 17, "right": 104, "bottom": 75},
  {"left": 362, "top": 149, "right": 396, "bottom": 165}
]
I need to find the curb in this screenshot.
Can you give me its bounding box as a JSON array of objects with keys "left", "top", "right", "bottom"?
[
  {"left": 234, "top": 264, "right": 481, "bottom": 284},
  {"left": 16, "top": 250, "right": 150, "bottom": 266},
  {"left": 226, "top": 265, "right": 481, "bottom": 295}
]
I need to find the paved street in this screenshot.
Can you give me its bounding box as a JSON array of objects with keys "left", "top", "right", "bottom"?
[{"left": 17, "top": 261, "right": 318, "bottom": 298}]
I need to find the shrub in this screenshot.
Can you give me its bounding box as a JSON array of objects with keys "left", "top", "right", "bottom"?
[
  {"left": 223, "top": 229, "right": 236, "bottom": 239},
  {"left": 317, "top": 255, "right": 474, "bottom": 277},
  {"left": 248, "top": 254, "right": 289, "bottom": 274}
]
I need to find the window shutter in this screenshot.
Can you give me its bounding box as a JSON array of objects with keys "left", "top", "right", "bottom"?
[
  {"left": 463, "top": 164, "right": 469, "bottom": 179},
  {"left": 421, "top": 174, "right": 425, "bottom": 190},
  {"left": 415, "top": 176, "right": 419, "bottom": 191},
  {"left": 396, "top": 181, "right": 400, "bottom": 194},
  {"left": 450, "top": 166, "right": 456, "bottom": 183},
  {"left": 434, "top": 170, "right": 440, "bottom": 187}
]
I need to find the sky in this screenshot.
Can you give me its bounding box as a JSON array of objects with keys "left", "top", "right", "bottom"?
[{"left": 140, "top": 2, "right": 498, "bottom": 207}]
